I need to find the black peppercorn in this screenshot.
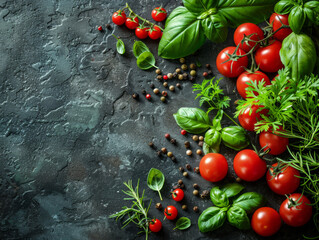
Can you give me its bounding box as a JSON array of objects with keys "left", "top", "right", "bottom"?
[
  {"left": 208, "top": 70, "right": 213, "bottom": 75},
  {"left": 184, "top": 141, "right": 190, "bottom": 148},
  {"left": 190, "top": 76, "right": 195, "bottom": 82},
  {"left": 183, "top": 73, "right": 188, "bottom": 80},
  {"left": 155, "top": 203, "right": 162, "bottom": 209},
  {"left": 132, "top": 93, "right": 139, "bottom": 99},
  {"left": 150, "top": 84, "right": 155, "bottom": 89},
  {"left": 148, "top": 142, "right": 154, "bottom": 148},
  {"left": 173, "top": 72, "right": 178, "bottom": 78},
  {"left": 206, "top": 64, "right": 211, "bottom": 69},
  {"left": 186, "top": 164, "right": 191, "bottom": 170},
  {"left": 157, "top": 151, "right": 161, "bottom": 156},
  {"left": 200, "top": 190, "right": 209, "bottom": 199},
  {"left": 170, "top": 138, "right": 176, "bottom": 144},
  {"left": 157, "top": 75, "right": 163, "bottom": 81},
  {"left": 179, "top": 167, "right": 184, "bottom": 172},
  {"left": 180, "top": 183, "right": 185, "bottom": 189},
  {"left": 176, "top": 83, "right": 181, "bottom": 88},
  {"left": 105, "top": 23, "right": 111, "bottom": 29},
  {"left": 194, "top": 167, "right": 200, "bottom": 174},
  {"left": 198, "top": 141, "right": 204, "bottom": 147},
  {"left": 141, "top": 90, "right": 146, "bottom": 95},
  {"left": 193, "top": 206, "right": 199, "bottom": 212},
  {"left": 193, "top": 183, "right": 199, "bottom": 189},
  {"left": 171, "top": 156, "right": 177, "bottom": 162}
]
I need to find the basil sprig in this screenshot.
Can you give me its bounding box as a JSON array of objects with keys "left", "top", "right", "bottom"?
[{"left": 147, "top": 168, "right": 165, "bottom": 200}]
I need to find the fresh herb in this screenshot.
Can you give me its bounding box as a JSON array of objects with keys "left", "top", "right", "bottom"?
[
  {"left": 221, "top": 126, "right": 250, "bottom": 151},
  {"left": 133, "top": 41, "right": 150, "bottom": 58},
  {"left": 147, "top": 168, "right": 165, "bottom": 201},
  {"left": 112, "top": 34, "right": 125, "bottom": 55},
  {"left": 174, "top": 217, "right": 191, "bottom": 230},
  {"left": 137, "top": 52, "right": 157, "bottom": 70}
]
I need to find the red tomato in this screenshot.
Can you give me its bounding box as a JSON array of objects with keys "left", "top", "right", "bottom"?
[
  {"left": 148, "top": 25, "right": 162, "bottom": 40},
  {"left": 149, "top": 219, "right": 162, "bottom": 232},
  {"left": 251, "top": 207, "right": 281, "bottom": 237},
  {"left": 266, "top": 162, "right": 300, "bottom": 195},
  {"left": 269, "top": 13, "right": 292, "bottom": 41},
  {"left": 236, "top": 71, "right": 270, "bottom": 99},
  {"left": 255, "top": 40, "right": 284, "bottom": 73},
  {"left": 151, "top": 7, "right": 167, "bottom": 22},
  {"left": 125, "top": 16, "right": 139, "bottom": 29},
  {"left": 233, "top": 149, "right": 267, "bottom": 181},
  {"left": 172, "top": 188, "right": 184, "bottom": 202},
  {"left": 199, "top": 153, "right": 228, "bottom": 182},
  {"left": 216, "top": 47, "right": 248, "bottom": 78},
  {"left": 279, "top": 193, "right": 312, "bottom": 227},
  {"left": 164, "top": 205, "right": 178, "bottom": 220},
  {"left": 238, "top": 105, "right": 268, "bottom": 131},
  {"left": 259, "top": 129, "right": 289, "bottom": 155},
  {"left": 112, "top": 10, "right": 126, "bottom": 26},
  {"left": 135, "top": 26, "right": 148, "bottom": 39},
  {"left": 234, "top": 23, "right": 264, "bottom": 52}
]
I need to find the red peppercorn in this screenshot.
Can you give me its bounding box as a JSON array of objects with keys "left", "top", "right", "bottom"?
[
  {"left": 165, "top": 133, "right": 171, "bottom": 139},
  {"left": 163, "top": 75, "right": 168, "bottom": 80},
  {"left": 98, "top": 26, "right": 103, "bottom": 31},
  {"left": 146, "top": 94, "right": 151, "bottom": 100},
  {"left": 181, "top": 130, "right": 187, "bottom": 135},
  {"left": 203, "top": 72, "right": 208, "bottom": 78}
]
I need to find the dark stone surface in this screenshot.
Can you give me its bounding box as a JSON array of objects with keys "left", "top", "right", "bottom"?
[{"left": 0, "top": 0, "right": 316, "bottom": 239}]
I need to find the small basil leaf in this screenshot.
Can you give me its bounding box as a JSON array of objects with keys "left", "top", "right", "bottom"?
[
  {"left": 212, "top": 110, "right": 223, "bottom": 131},
  {"left": 203, "top": 142, "right": 216, "bottom": 155},
  {"left": 233, "top": 192, "right": 264, "bottom": 213},
  {"left": 210, "top": 187, "right": 229, "bottom": 207},
  {"left": 136, "top": 52, "right": 156, "bottom": 70},
  {"left": 173, "top": 108, "right": 212, "bottom": 134},
  {"left": 204, "top": 129, "right": 221, "bottom": 153},
  {"left": 183, "top": 0, "right": 217, "bottom": 15},
  {"left": 201, "top": 14, "right": 228, "bottom": 43},
  {"left": 275, "top": 0, "right": 296, "bottom": 15},
  {"left": 133, "top": 41, "right": 150, "bottom": 58},
  {"left": 174, "top": 217, "right": 191, "bottom": 230},
  {"left": 288, "top": 6, "right": 306, "bottom": 34},
  {"left": 221, "top": 126, "right": 250, "bottom": 151},
  {"left": 227, "top": 206, "right": 250, "bottom": 230},
  {"left": 198, "top": 207, "right": 227, "bottom": 233},
  {"left": 220, "top": 183, "right": 245, "bottom": 198},
  {"left": 304, "top": 1, "right": 319, "bottom": 24},
  {"left": 147, "top": 168, "right": 165, "bottom": 201}
]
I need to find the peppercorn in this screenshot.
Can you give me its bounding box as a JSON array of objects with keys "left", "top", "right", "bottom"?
[
  {"left": 183, "top": 73, "right": 188, "bottom": 80},
  {"left": 132, "top": 93, "right": 139, "bottom": 100},
  {"left": 178, "top": 74, "right": 184, "bottom": 80},
  {"left": 236, "top": 177, "right": 241, "bottom": 182},
  {"left": 193, "top": 190, "right": 199, "bottom": 196},
  {"left": 145, "top": 94, "right": 151, "bottom": 100},
  {"left": 98, "top": 26, "right": 103, "bottom": 31},
  {"left": 183, "top": 172, "right": 188, "bottom": 177},
  {"left": 167, "top": 152, "right": 173, "bottom": 158},
  {"left": 181, "top": 64, "right": 188, "bottom": 71},
  {"left": 141, "top": 90, "right": 146, "bottom": 95},
  {"left": 173, "top": 72, "right": 178, "bottom": 78},
  {"left": 180, "top": 58, "right": 186, "bottom": 63},
  {"left": 186, "top": 163, "right": 191, "bottom": 170},
  {"left": 208, "top": 70, "right": 213, "bottom": 75},
  {"left": 176, "top": 68, "right": 182, "bottom": 74},
  {"left": 160, "top": 96, "right": 166, "bottom": 102},
  {"left": 182, "top": 205, "right": 187, "bottom": 210},
  {"left": 189, "top": 76, "right": 195, "bottom": 82},
  {"left": 163, "top": 82, "right": 168, "bottom": 88},
  {"left": 161, "top": 147, "right": 167, "bottom": 154},
  {"left": 178, "top": 180, "right": 183, "bottom": 185},
  {"left": 203, "top": 72, "right": 208, "bottom": 78},
  {"left": 193, "top": 206, "right": 199, "bottom": 212},
  {"left": 148, "top": 142, "right": 154, "bottom": 148},
  {"left": 170, "top": 138, "right": 176, "bottom": 144},
  {"left": 190, "top": 63, "right": 196, "bottom": 70},
  {"left": 105, "top": 23, "right": 111, "bottom": 29},
  {"left": 165, "top": 133, "right": 171, "bottom": 139},
  {"left": 179, "top": 167, "right": 184, "bottom": 172},
  {"left": 150, "top": 83, "right": 155, "bottom": 89},
  {"left": 192, "top": 135, "right": 199, "bottom": 141},
  {"left": 157, "top": 150, "right": 161, "bottom": 156},
  {"left": 167, "top": 73, "right": 173, "bottom": 79},
  {"left": 193, "top": 183, "right": 199, "bottom": 189},
  {"left": 163, "top": 75, "right": 168, "bottom": 81},
  {"left": 200, "top": 190, "right": 209, "bottom": 199},
  {"left": 176, "top": 83, "right": 181, "bottom": 88},
  {"left": 153, "top": 88, "right": 160, "bottom": 94},
  {"left": 186, "top": 150, "right": 192, "bottom": 156},
  {"left": 190, "top": 70, "right": 196, "bottom": 76},
  {"left": 198, "top": 141, "right": 204, "bottom": 147},
  {"left": 196, "top": 149, "right": 202, "bottom": 155},
  {"left": 155, "top": 203, "right": 162, "bottom": 209},
  {"left": 171, "top": 156, "right": 177, "bottom": 162},
  {"left": 206, "top": 64, "right": 211, "bottom": 69},
  {"left": 184, "top": 141, "right": 190, "bottom": 148},
  {"left": 162, "top": 91, "right": 168, "bottom": 96},
  {"left": 157, "top": 75, "right": 163, "bottom": 81},
  {"left": 194, "top": 167, "right": 200, "bottom": 173},
  {"left": 181, "top": 129, "right": 187, "bottom": 135},
  {"left": 156, "top": 69, "right": 161, "bottom": 74},
  {"left": 199, "top": 136, "right": 204, "bottom": 141},
  {"left": 169, "top": 85, "right": 175, "bottom": 91}
]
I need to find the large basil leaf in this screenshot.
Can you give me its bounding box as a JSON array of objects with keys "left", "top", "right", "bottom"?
[
  {"left": 221, "top": 126, "right": 250, "bottom": 151},
  {"left": 227, "top": 206, "right": 250, "bottom": 230},
  {"left": 204, "top": 129, "right": 222, "bottom": 153},
  {"left": 158, "top": 7, "right": 206, "bottom": 59},
  {"left": 173, "top": 107, "right": 212, "bottom": 134},
  {"left": 289, "top": 6, "right": 306, "bottom": 33},
  {"left": 147, "top": 168, "right": 165, "bottom": 201},
  {"left": 275, "top": 0, "right": 296, "bottom": 14},
  {"left": 198, "top": 207, "right": 227, "bottom": 233},
  {"left": 201, "top": 14, "right": 228, "bottom": 43},
  {"left": 133, "top": 41, "right": 150, "bottom": 58},
  {"left": 280, "top": 32, "right": 317, "bottom": 80},
  {"left": 183, "top": 0, "right": 217, "bottom": 15},
  {"left": 220, "top": 183, "right": 244, "bottom": 198},
  {"left": 233, "top": 192, "right": 264, "bottom": 213},
  {"left": 210, "top": 187, "right": 229, "bottom": 207}
]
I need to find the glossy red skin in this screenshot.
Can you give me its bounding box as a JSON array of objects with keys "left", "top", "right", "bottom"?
[
  {"left": 149, "top": 219, "right": 162, "bottom": 232},
  {"left": 164, "top": 205, "right": 178, "bottom": 220},
  {"left": 238, "top": 105, "right": 268, "bottom": 131},
  {"left": 259, "top": 130, "right": 289, "bottom": 155},
  {"left": 233, "top": 149, "right": 267, "bottom": 181},
  {"left": 279, "top": 193, "right": 312, "bottom": 227},
  {"left": 269, "top": 13, "right": 292, "bottom": 41},
  {"left": 234, "top": 23, "right": 264, "bottom": 52},
  {"left": 125, "top": 17, "right": 139, "bottom": 29},
  {"left": 112, "top": 11, "right": 126, "bottom": 25},
  {"left": 135, "top": 27, "right": 148, "bottom": 39},
  {"left": 267, "top": 163, "right": 300, "bottom": 195},
  {"left": 172, "top": 188, "right": 184, "bottom": 202},
  {"left": 216, "top": 47, "right": 248, "bottom": 78},
  {"left": 148, "top": 26, "right": 162, "bottom": 40},
  {"left": 199, "top": 153, "right": 228, "bottom": 182},
  {"left": 252, "top": 207, "right": 281, "bottom": 237},
  {"left": 255, "top": 40, "right": 284, "bottom": 73},
  {"left": 152, "top": 7, "right": 167, "bottom": 22},
  {"left": 237, "top": 71, "right": 271, "bottom": 99}
]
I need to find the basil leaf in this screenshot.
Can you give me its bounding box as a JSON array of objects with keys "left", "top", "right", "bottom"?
[
  {"left": 288, "top": 6, "right": 306, "bottom": 34},
  {"left": 173, "top": 107, "right": 212, "bottom": 134},
  {"left": 116, "top": 39, "right": 125, "bottom": 55},
  {"left": 220, "top": 183, "right": 244, "bottom": 198},
  {"left": 203, "top": 142, "right": 216, "bottom": 155},
  {"left": 147, "top": 168, "right": 165, "bottom": 200},
  {"left": 183, "top": 0, "right": 217, "bottom": 15},
  {"left": 212, "top": 110, "right": 223, "bottom": 131},
  {"left": 133, "top": 41, "right": 150, "bottom": 58},
  {"left": 210, "top": 187, "right": 229, "bottom": 207},
  {"left": 198, "top": 207, "right": 227, "bottom": 233},
  {"left": 304, "top": 1, "right": 319, "bottom": 24},
  {"left": 204, "top": 129, "right": 221, "bottom": 153},
  {"left": 221, "top": 126, "right": 250, "bottom": 151},
  {"left": 280, "top": 32, "right": 317, "bottom": 80},
  {"left": 136, "top": 51, "right": 157, "bottom": 70},
  {"left": 275, "top": 0, "right": 296, "bottom": 15},
  {"left": 201, "top": 14, "right": 228, "bottom": 43},
  {"left": 227, "top": 206, "right": 250, "bottom": 230},
  {"left": 158, "top": 7, "right": 206, "bottom": 59},
  {"left": 174, "top": 217, "right": 191, "bottom": 230},
  {"left": 233, "top": 192, "right": 264, "bottom": 213}
]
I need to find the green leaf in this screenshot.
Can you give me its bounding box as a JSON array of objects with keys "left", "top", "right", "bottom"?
[
  {"left": 275, "top": 0, "right": 296, "bottom": 15},
  {"left": 233, "top": 192, "right": 264, "bottom": 213},
  {"left": 158, "top": 7, "right": 206, "bottom": 59},
  {"left": 220, "top": 183, "right": 245, "bottom": 198},
  {"left": 174, "top": 217, "right": 191, "bottom": 230},
  {"left": 183, "top": 0, "right": 217, "bottom": 15},
  {"left": 210, "top": 187, "right": 229, "bottom": 207},
  {"left": 288, "top": 6, "right": 306, "bottom": 34},
  {"left": 227, "top": 206, "right": 250, "bottom": 230},
  {"left": 133, "top": 41, "right": 150, "bottom": 58},
  {"left": 201, "top": 14, "right": 228, "bottom": 43},
  {"left": 304, "top": 1, "right": 319, "bottom": 24},
  {"left": 113, "top": 35, "right": 126, "bottom": 55},
  {"left": 136, "top": 51, "right": 156, "bottom": 70},
  {"left": 198, "top": 207, "right": 227, "bottom": 233},
  {"left": 173, "top": 107, "right": 212, "bottom": 134},
  {"left": 147, "top": 168, "right": 165, "bottom": 200},
  {"left": 204, "top": 129, "right": 222, "bottom": 153},
  {"left": 221, "top": 126, "right": 250, "bottom": 151}
]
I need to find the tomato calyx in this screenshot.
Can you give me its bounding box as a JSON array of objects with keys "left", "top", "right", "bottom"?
[
  {"left": 286, "top": 194, "right": 304, "bottom": 209},
  {"left": 155, "top": 6, "right": 166, "bottom": 16},
  {"left": 164, "top": 208, "right": 172, "bottom": 216},
  {"left": 252, "top": 144, "right": 271, "bottom": 159},
  {"left": 268, "top": 161, "right": 288, "bottom": 177}
]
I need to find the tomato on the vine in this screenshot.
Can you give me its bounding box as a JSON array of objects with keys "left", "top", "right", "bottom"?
[
  {"left": 238, "top": 104, "right": 268, "bottom": 131},
  {"left": 112, "top": 10, "right": 126, "bottom": 26},
  {"left": 199, "top": 153, "right": 228, "bottom": 182},
  {"left": 148, "top": 25, "right": 162, "bottom": 40},
  {"left": 135, "top": 26, "right": 148, "bottom": 39},
  {"left": 234, "top": 23, "right": 264, "bottom": 52},
  {"left": 172, "top": 188, "right": 184, "bottom": 202},
  {"left": 266, "top": 162, "right": 300, "bottom": 195},
  {"left": 279, "top": 193, "right": 312, "bottom": 227},
  {"left": 216, "top": 47, "right": 248, "bottom": 78},
  {"left": 269, "top": 13, "right": 292, "bottom": 41},
  {"left": 151, "top": 7, "right": 167, "bottom": 22},
  {"left": 164, "top": 205, "right": 178, "bottom": 220},
  {"left": 251, "top": 207, "right": 281, "bottom": 237},
  {"left": 233, "top": 149, "right": 267, "bottom": 181},
  {"left": 149, "top": 219, "right": 162, "bottom": 232},
  {"left": 259, "top": 128, "right": 289, "bottom": 155},
  {"left": 236, "top": 71, "right": 270, "bottom": 99},
  {"left": 125, "top": 16, "right": 139, "bottom": 29}
]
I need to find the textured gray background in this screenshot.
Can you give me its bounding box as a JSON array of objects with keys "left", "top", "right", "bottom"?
[{"left": 0, "top": 0, "right": 316, "bottom": 239}]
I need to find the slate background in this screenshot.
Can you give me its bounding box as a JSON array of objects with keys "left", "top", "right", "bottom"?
[{"left": 0, "top": 0, "right": 316, "bottom": 239}]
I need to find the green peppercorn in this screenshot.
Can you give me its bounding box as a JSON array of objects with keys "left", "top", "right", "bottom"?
[
  {"left": 182, "top": 205, "right": 187, "bottom": 210},
  {"left": 156, "top": 69, "right": 161, "bottom": 74},
  {"left": 167, "top": 73, "right": 173, "bottom": 79},
  {"left": 181, "top": 64, "right": 188, "bottom": 71},
  {"left": 167, "top": 152, "right": 173, "bottom": 158},
  {"left": 190, "top": 70, "right": 196, "bottom": 76},
  {"left": 178, "top": 74, "right": 183, "bottom": 80},
  {"left": 176, "top": 68, "right": 182, "bottom": 74},
  {"left": 183, "top": 172, "right": 188, "bottom": 177},
  {"left": 199, "top": 136, "right": 204, "bottom": 141},
  {"left": 190, "top": 63, "right": 196, "bottom": 70},
  {"left": 180, "top": 58, "right": 186, "bottom": 64},
  {"left": 160, "top": 96, "right": 166, "bottom": 102},
  {"left": 193, "top": 190, "right": 199, "bottom": 196}
]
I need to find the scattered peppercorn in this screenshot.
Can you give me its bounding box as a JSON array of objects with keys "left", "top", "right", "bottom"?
[
  {"left": 167, "top": 152, "right": 173, "bottom": 158},
  {"left": 180, "top": 58, "right": 186, "bottom": 64},
  {"left": 196, "top": 149, "right": 202, "bottom": 155},
  {"left": 189, "top": 76, "right": 195, "bottom": 82},
  {"left": 163, "top": 75, "right": 168, "bottom": 80},
  {"left": 198, "top": 141, "right": 204, "bottom": 147},
  {"left": 179, "top": 167, "right": 184, "bottom": 172},
  {"left": 148, "top": 142, "right": 154, "bottom": 148},
  {"left": 170, "top": 138, "right": 177, "bottom": 144},
  {"left": 208, "top": 70, "right": 213, "bottom": 75},
  {"left": 150, "top": 83, "right": 155, "bottom": 89},
  {"left": 186, "top": 150, "right": 192, "bottom": 156},
  {"left": 161, "top": 147, "right": 167, "bottom": 154},
  {"left": 183, "top": 172, "right": 188, "bottom": 177},
  {"left": 178, "top": 180, "right": 183, "bottom": 185},
  {"left": 162, "top": 91, "right": 168, "bottom": 96},
  {"left": 184, "top": 141, "right": 190, "bottom": 148},
  {"left": 192, "top": 135, "right": 199, "bottom": 141},
  {"left": 206, "top": 64, "right": 211, "bottom": 69},
  {"left": 193, "top": 190, "right": 199, "bottom": 196},
  {"left": 167, "top": 73, "right": 173, "bottom": 79},
  {"left": 156, "top": 69, "right": 161, "bottom": 74},
  {"left": 142, "top": 90, "right": 146, "bottom": 95},
  {"left": 181, "top": 130, "right": 187, "bottom": 135},
  {"left": 157, "top": 75, "right": 163, "bottom": 81},
  {"left": 236, "top": 177, "right": 241, "bottom": 182},
  {"left": 160, "top": 96, "right": 166, "bottom": 102},
  {"left": 183, "top": 73, "right": 188, "bottom": 80},
  {"left": 153, "top": 88, "right": 160, "bottom": 94},
  {"left": 186, "top": 163, "right": 191, "bottom": 170},
  {"left": 178, "top": 74, "right": 184, "bottom": 80},
  {"left": 165, "top": 133, "right": 171, "bottom": 139},
  {"left": 199, "top": 136, "right": 204, "bottom": 141},
  {"left": 182, "top": 205, "right": 187, "bottom": 210},
  {"left": 193, "top": 183, "right": 199, "bottom": 189},
  {"left": 169, "top": 85, "right": 175, "bottom": 91},
  {"left": 200, "top": 190, "right": 209, "bottom": 199},
  {"left": 173, "top": 72, "right": 177, "bottom": 78},
  {"left": 105, "top": 23, "right": 111, "bottom": 29},
  {"left": 190, "top": 70, "right": 196, "bottom": 76},
  {"left": 171, "top": 156, "right": 177, "bottom": 162},
  {"left": 190, "top": 63, "right": 196, "bottom": 70},
  {"left": 157, "top": 150, "right": 161, "bottom": 156},
  {"left": 176, "top": 83, "right": 181, "bottom": 88},
  {"left": 194, "top": 167, "right": 200, "bottom": 173},
  {"left": 203, "top": 72, "right": 208, "bottom": 78},
  {"left": 163, "top": 82, "right": 168, "bottom": 88},
  {"left": 132, "top": 93, "right": 139, "bottom": 99},
  {"left": 145, "top": 94, "right": 151, "bottom": 100},
  {"left": 176, "top": 68, "right": 182, "bottom": 74},
  {"left": 193, "top": 206, "right": 199, "bottom": 212},
  {"left": 155, "top": 203, "right": 162, "bottom": 209},
  {"left": 98, "top": 26, "right": 103, "bottom": 31},
  {"left": 181, "top": 64, "right": 188, "bottom": 71}
]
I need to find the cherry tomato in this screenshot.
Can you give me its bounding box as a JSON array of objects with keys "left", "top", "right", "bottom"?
[
  {"left": 164, "top": 205, "right": 178, "bottom": 220},
  {"left": 279, "top": 193, "right": 312, "bottom": 227},
  {"left": 233, "top": 149, "right": 267, "bottom": 181},
  {"left": 269, "top": 13, "right": 292, "bottom": 41},
  {"left": 148, "top": 26, "right": 162, "bottom": 40},
  {"left": 255, "top": 40, "right": 284, "bottom": 73},
  {"left": 259, "top": 129, "right": 289, "bottom": 155},
  {"left": 238, "top": 105, "right": 268, "bottom": 131},
  {"left": 112, "top": 10, "right": 126, "bottom": 26},
  {"left": 172, "top": 188, "right": 184, "bottom": 202},
  {"left": 199, "top": 153, "right": 228, "bottom": 182},
  {"left": 135, "top": 26, "right": 148, "bottom": 39},
  {"left": 149, "top": 219, "right": 162, "bottom": 232},
  {"left": 267, "top": 162, "right": 300, "bottom": 195},
  {"left": 125, "top": 16, "right": 139, "bottom": 30},
  {"left": 151, "top": 7, "right": 167, "bottom": 22},
  {"left": 234, "top": 23, "right": 264, "bottom": 52},
  {"left": 236, "top": 71, "right": 270, "bottom": 99},
  {"left": 216, "top": 47, "right": 248, "bottom": 78},
  {"left": 251, "top": 207, "right": 281, "bottom": 237}
]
